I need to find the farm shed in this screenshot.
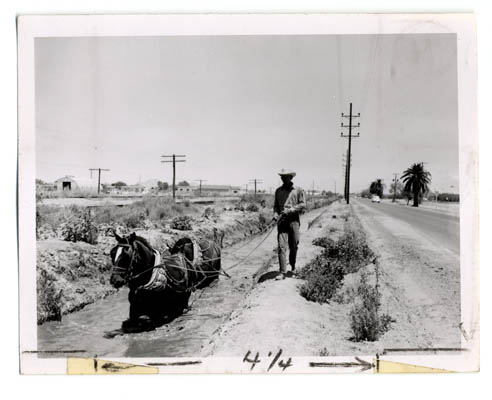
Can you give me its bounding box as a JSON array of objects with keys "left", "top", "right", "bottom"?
[{"left": 54, "top": 176, "right": 98, "bottom": 191}]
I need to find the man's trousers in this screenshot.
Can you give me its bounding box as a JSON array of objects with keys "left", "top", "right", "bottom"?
[{"left": 277, "top": 220, "right": 300, "bottom": 273}]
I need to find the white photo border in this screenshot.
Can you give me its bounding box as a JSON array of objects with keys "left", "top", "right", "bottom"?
[{"left": 17, "top": 13, "right": 478, "bottom": 374}]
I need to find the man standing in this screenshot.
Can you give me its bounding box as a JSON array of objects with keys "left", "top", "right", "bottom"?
[{"left": 273, "top": 169, "right": 306, "bottom": 280}]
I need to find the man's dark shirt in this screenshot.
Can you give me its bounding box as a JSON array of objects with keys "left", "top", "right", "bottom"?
[{"left": 274, "top": 183, "right": 306, "bottom": 224}]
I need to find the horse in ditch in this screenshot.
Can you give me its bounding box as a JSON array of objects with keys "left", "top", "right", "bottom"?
[{"left": 109, "top": 231, "right": 222, "bottom": 331}]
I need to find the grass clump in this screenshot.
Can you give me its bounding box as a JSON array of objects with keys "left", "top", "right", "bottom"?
[
  {"left": 298, "top": 256, "right": 345, "bottom": 303},
  {"left": 349, "top": 274, "right": 395, "bottom": 341},
  {"left": 170, "top": 215, "right": 193, "bottom": 230},
  {"left": 202, "top": 207, "right": 218, "bottom": 221},
  {"left": 246, "top": 203, "right": 259, "bottom": 212}
]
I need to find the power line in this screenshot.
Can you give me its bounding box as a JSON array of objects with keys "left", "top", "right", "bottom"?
[
  {"left": 340, "top": 102, "right": 361, "bottom": 204},
  {"left": 161, "top": 154, "right": 186, "bottom": 201},
  {"left": 89, "top": 168, "right": 110, "bottom": 194},
  {"left": 195, "top": 179, "right": 207, "bottom": 196},
  {"left": 249, "top": 179, "right": 262, "bottom": 195}
]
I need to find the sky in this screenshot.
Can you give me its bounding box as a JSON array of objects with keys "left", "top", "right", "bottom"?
[{"left": 35, "top": 34, "right": 459, "bottom": 193}]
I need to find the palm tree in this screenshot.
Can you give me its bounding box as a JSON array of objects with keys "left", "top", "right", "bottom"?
[
  {"left": 369, "top": 179, "right": 384, "bottom": 198},
  {"left": 401, "top": 163, "right": 432, "bottom": 207}
]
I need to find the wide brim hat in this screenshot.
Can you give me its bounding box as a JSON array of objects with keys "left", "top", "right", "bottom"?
[{"left": 278, "top": 168, "right": 296, "bottom": 177}]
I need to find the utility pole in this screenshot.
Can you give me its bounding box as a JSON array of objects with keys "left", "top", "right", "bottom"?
[
  {"left": 161, "top": 154, "right": 186, "bottom": 201},
  {"left": 342, "top": 149, "right": 351, "bottom": 203},
  {"left": 340, "top": 103, "right": 360, "bottom": 204},
  {"left": 89, "top": 168, "right": 110, "bottom": 194},
  {"left": 342, "top": 158, "right": 347, "bottom": 202},
  {"left": 392, "top": 173, "right": 398, "bottom": 203},
  {"left": 195, "top": 179, "right": 207, "bottom": 196},
  {"left": 344, "top": 154, "right": 349, "bottom": 202},
  {"left": 249, "top": 179, "right": 262, "bottom": 196},
  {"left": 334, "top": 181, "right": 337, "bottom": 196}
]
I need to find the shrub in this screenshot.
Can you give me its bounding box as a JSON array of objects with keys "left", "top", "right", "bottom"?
[
  {"left": 59, "top": 208, "right": 99, "bottom": 244},
  {"left": 246, "top": 203, "right": 259, "bottom": 212},
  {"left": 37, "top": 270, "right": 62, "bottom": 323},
  {"left": 258, "top": 211, "right": 270, "bottom": 229},
  {"left": 312, "top": 237, "right": 335, "bottom": 249},
  {"left": 36, "top": 204, "right": 68, "bottom": 233},
  {"left": 312, "top": 228, "right": 374, "bottom": 274},
  {"left": 298, "top": 249, "right": 346, "bottom": 302},
  {"left": 319, "top": 229, "right": 374, "bottom": 274},
  {"left": 170, "top": 215, "right": 193, "bottom": 230},
  {"left": 150, "top": 205, "right": 169, "bottom": 221},
  {"left": 349, "top": 274, "right": 395, "bottom": 341},
  {"left": 234, "top": 203, "right": 246, "bottom": 211},
  {"left": 300, "top": 217, "right": 375, "bottom": 303},
  {"left": 319, "top": 348, "right": 330, "bottom": 356},
  {"left": 240, "top": 193, "right": 274, "bottom": 209},
  {"left": 122, "top": 209, "right": 146, "bottom": 229},
  {"left": 299, "top": 257, "right": 345, "bottom": 303},
  {"left": 202, "top": 207, "right": 218, "bottom": 220}
]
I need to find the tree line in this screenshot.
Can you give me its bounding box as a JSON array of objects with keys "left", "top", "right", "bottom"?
[{"left": 361, "top": 162, "right": 458, "bottom": 207}]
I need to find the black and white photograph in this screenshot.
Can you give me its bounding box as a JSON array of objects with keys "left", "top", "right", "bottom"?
[{"left": 17, "top": 14, "right": 479, "bottom": 374}]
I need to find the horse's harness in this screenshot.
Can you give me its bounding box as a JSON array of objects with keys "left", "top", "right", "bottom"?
[
  {"left": 112, "top": 239, "right": 202, "bottom": 292},
  {"left": 112, "top": 238, "right": 232, "bottom": 293}
]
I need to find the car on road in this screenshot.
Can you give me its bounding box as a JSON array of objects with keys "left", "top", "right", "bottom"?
[{"left": 371, "top": 195, "right": 381, "bottom": 203}]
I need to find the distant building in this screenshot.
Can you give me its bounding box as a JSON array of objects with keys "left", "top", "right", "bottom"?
[
  {"left": 125, "top": 184, "right": 145, "bottom": 194},
  {"left": 103, "top": 183, "right": 146, "bottom": 195},
  {"left": 175, "top": 184, "right": 241, "bottom": 197},
  {"left": 196, "top": 185, "right": 241, "bottom": 196},
  {"left": 54, "top": 176, "right": 98, "bottom": 191},
  {"left": 176, "top": 185, "right": 196, "bottom": 196}
]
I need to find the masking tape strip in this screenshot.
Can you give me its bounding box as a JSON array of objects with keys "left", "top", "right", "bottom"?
[
  {"left": 375, "top": 359, "right": 453, "bottom": 374},
  {"left": 67, "top": 358, "right": 159, "bottom": 375},
  {"left": 66, "top": 357, "right": 456, "bottom": 374}
]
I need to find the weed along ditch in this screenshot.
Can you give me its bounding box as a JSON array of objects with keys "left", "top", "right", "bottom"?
[{"left": 299, "top": 213, "right": 395, "bottom": 342}]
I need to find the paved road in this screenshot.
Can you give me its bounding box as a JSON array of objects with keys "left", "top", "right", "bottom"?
[{"left": 353, "top": 198, "right": 460, "bottom": 255}]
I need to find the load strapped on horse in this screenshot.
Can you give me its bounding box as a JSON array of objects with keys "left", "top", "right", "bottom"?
[{"left": 109, "top": 231, "right": 223, "bottom": 329}]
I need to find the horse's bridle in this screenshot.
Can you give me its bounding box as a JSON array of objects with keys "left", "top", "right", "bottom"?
[{"left": 111, "top": 242, "right": 137, "bottom": 282}]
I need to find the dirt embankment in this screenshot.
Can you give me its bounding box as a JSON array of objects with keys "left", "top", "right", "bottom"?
[{"left": 36, "top": 209, "right": 271, "bottom": 325}]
